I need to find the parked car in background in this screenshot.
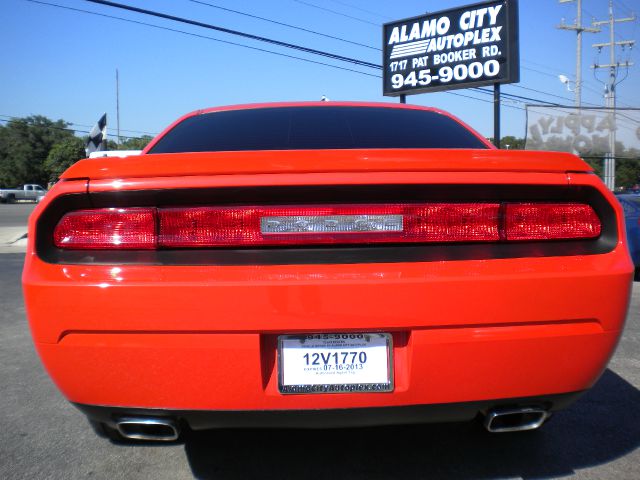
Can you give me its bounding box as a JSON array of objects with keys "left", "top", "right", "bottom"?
[
  {"left": 0, "top": 184, "right": 46, "bottom": 203},
  {"left": 23, "top": 102, "right": 633, "bottom": 442},
  {"left": 617, "top": 194, "right": 640, "bottom": 279}
]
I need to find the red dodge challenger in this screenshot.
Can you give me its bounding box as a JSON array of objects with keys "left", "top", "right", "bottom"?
[{"left": 23, "top": 102, "right": 633, "bottom": 441}]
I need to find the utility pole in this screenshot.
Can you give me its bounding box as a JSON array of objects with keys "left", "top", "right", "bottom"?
[
  {"left": 557, "top": 0, "right": 600, "bottom": 108},
  {"left": 592, "top": 1, "right": 635, "bottom": 191},
  {"left": 116, "top": 68, "right": 121, "bottom": 145}
]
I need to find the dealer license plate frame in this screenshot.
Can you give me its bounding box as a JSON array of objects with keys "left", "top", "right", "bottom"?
[{"left": 277, "top": 333, "right": 393, "bottom": 394}]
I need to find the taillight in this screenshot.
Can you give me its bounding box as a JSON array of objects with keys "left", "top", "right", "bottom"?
[
  {"left": 53, "top": 208, "right": 156, "bottom": 249},
  {"left": 158, "top": 204, "right": 501, "bottom": 247},
  {"left": 52, "top": 202, "right": 601, "bottom": 250},
  {"left": 504, "top": 203, "right": 601, "bottom": 240}
]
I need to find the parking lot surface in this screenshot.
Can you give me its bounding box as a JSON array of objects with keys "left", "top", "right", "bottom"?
[
  {"left": 0, "top": 203, "right": 36, "bottom": 228},
  {"left": 1, "top": 249, "right": 638, "bottom": 479}
]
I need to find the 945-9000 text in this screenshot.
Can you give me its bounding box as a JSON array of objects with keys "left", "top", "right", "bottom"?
[{"left": 391, "top": 59, "right": 499, "bottom": 89}]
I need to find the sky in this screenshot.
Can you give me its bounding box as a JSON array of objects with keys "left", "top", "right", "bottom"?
[{"left": 2, "top": 0, "right": 638, "bottom": 141}]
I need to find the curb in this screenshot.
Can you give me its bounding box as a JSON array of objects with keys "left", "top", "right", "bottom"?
[{"left": 0, "top": 228, "right": 29, "bottom": 245}]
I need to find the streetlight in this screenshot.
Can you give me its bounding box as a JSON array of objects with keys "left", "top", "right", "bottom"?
[{"left": 558, "top": 74, "right": 575, "bottom": 92}]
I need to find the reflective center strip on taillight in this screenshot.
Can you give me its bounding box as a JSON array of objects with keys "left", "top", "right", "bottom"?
[
  {"left": 52, "top": 202, "right": 602, "bottom": 250},
  {"left": 260, "top": 214, "right": 404, "bottom": 234},
  {"left": 157, "top": 204, "right": 501, "bottom": 247},
  {"left": 53, "top": 208, "right": 156, "bottom": 249}
]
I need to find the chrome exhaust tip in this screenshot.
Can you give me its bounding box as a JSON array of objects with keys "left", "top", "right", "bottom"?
[
  {"left": 484, "top": 407, "right": 548, "bottom": 433},
  {"left": 116, "top": 417, "right": 180, "bottom": 441}
]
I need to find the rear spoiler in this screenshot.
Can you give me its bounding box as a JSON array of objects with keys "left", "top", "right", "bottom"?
[{"left": 62, "top": 149, "right": 592, "bottom": 180}]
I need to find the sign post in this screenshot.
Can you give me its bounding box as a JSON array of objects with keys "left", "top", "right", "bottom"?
[
  {"left": 494, "top": 83, "right": 500, "bottom": 147},
  {"left": 382, "top": 0, "right": 519, "bottom": 147}
]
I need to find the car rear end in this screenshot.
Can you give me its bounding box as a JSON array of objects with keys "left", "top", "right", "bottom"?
[{"left": 23, "top": 103, "right": 633, "bottom": 439}]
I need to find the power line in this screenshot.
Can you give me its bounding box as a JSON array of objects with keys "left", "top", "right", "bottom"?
[
  {"left": 519, "top": 61, "right": 633, "bottom": 107},
  {"left": 557, "top": 0, "right": 601, "bottom": 108},
  {"left": 473, "top": 87, "right": 564, "bottom": 106},
  {"left": 86, "top": 0, "right": 564, "bottom": 106},
  {"left": 0, "top": 114, "right": 150, "bottom": 139},
  {"left": 24, "top": 0, "right": 380, "bottom": 79},
  {"left": 591, "top": 0, "right": 636, "bottom": 190},
  {"left": 0, "top": 117, "right": 91, "bottom": 135},
  {"left": 23, "top": 0, "right": 563, "bottom": 112},
  {"left": 327, "top": 0, "right": 391, "bottom": 21},
  {"left": 293, "top": 0, "right": 379, "bottom": 26},
  {"left": 83, "top": 0, "right": 380, "bottom": 69},
  {"left": 509, "top": 84, "right": 589, "bottom": 105},
  {"left": 58, "top": 0, "right": 559, "bottom": 105},
  {"left": 189, "top": 0, "right": 599, "bottom": 107},
  {"left": 521, "top": 64, "right": 562, "bottom": 79},
  {"left": 188, "top": 0, "right": 378, "bottom": 51},
  {"left": 613, "top": 0, "right": 635, "bottom": 16}
]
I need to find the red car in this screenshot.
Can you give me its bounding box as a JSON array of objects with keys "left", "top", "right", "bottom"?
[{"left": 23, "top": 102, "right": 632, "bottom": 441}]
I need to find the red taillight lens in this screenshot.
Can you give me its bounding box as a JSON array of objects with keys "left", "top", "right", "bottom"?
[
  {"left": 52, "top": 203, "right": 602, "bottom": 249},
  {"left": 504, "top": 203, "right": 601, "bottom": 240},
  {"left": 53, "top": 208, "right": 156, "bottom": 249},
  {"left": 158, "top": 204, "right": 501, "bottom": 247}
]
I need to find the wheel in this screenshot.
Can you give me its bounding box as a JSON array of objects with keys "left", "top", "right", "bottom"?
[{"left": 7, "top": 194, "right": 15, "bottom": 204}]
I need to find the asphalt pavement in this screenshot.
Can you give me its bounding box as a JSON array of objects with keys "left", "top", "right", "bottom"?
[
  {"left": 0, "top": 203, "right": 36, "bottom": 228},
  {"left": 1, "top": 205, "right": 638, "bottom": 479},
  {"left": 0, "top": 203, "right": 34, "bottom": 250}
]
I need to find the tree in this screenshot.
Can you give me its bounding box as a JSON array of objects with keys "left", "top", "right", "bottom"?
[
  {"left": 119, "top": 135, "right": 154, "bottom": 151},
  {"left": 104, "top": 135, "right": 154, "bottom": 151},
  {"left": 44, "top": 136, "right": 86, "bottom": 182},
  {"left": 499, "top": 136, "right": 526, "bottom": 150},
  {"left": 0, "top": 116, "right": 74, "bottom": 187},
  {"left": 486, "top": 136, "right": 526, "bottom": 149}
]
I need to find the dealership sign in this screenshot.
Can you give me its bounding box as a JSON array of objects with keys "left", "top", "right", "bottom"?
[
  {"left": 525, "top": 106, "right": 640, "bottom": 158},
  {"left": 383, "top": 0, "right": 519, "bottom": 96}
]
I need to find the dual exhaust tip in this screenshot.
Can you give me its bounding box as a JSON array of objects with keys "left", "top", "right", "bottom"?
[
  {"left": 116, "top": 417, "right": 180, "bottom": 442},
  {"left": 113, "top": 407, "right": 547, "bottom": 440},
  {"left": 484, "top": 407, "right": 549, "bottom": 433}
]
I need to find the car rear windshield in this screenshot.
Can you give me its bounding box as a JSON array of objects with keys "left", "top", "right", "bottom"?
[{"left": 148, "top": 106, "right": 488, "bottom": 153}]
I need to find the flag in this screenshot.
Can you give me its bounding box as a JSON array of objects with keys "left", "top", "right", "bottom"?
[{"left": 86, "top": 113, "right": 107, "bottom": 155}]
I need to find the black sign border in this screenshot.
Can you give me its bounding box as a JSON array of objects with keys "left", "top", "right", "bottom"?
[{"left": 382, "top": 0, "right": 519, "bottom": 97}]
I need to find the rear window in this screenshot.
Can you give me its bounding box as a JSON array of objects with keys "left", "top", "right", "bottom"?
[{"left": 148, "top": 106, "right": 488, "bottom": 153}]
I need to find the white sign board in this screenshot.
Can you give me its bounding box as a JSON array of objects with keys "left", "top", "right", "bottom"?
[{"left": 525, "top": 105, "right": 640, "bottom": 158}]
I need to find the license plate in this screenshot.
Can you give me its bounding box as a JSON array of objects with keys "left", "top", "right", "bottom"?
[{"left": 278, "top": 333, "right": 393, "bottom": 394}]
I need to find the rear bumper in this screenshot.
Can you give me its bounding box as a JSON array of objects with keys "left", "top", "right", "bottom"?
[
  {"left": 25, "top": 253, "right": 631, "bottom": 414},
  {"left": 74, "top": 391, "right": 584, "bottom": 430}
]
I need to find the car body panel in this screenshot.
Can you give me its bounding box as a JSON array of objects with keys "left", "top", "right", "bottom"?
[{"left": 22, "top": 103, "right": 632, "bottom": 431}]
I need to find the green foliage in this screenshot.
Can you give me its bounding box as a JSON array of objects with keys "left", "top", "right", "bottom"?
[
  {"left": 44, "top": 136, "right": 86, "bottom": 182},
  {"left": 584, "top": 158, "right": 603, "bottom": 178},
  {"left": 499, "top": 136, "right": 526, "bottom": 150},
  {"left": 486, "top": 136, "right": 526, "bottom": 149},
  {"left": 105, "top": 135, "right": 153, "bottom": 151},
  {"left": 492, "top": 135, "right": 640, "bottom": 189},
  {"left": 120, "top": 135, "right": 154, "bottom": 150},
  {"left": 614, "top": 158, "right": 640, "bottom": 189},
  {"left": 0, "top": 116, "right": 74, "bottom": 187},
  {"left": 0, "top": 115, "right": 154, "bottom": 188}
]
